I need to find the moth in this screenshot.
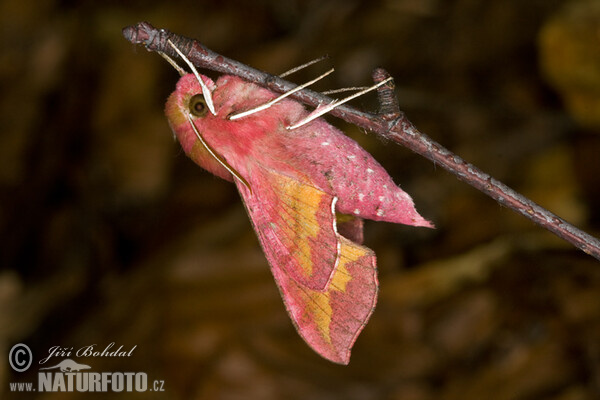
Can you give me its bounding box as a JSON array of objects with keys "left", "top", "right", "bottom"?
[{"left": 161, "top": 42, "right": 432, "bottom": 364}]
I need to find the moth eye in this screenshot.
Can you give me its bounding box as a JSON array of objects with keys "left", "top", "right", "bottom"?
[{"left": 188, "top": 94, "right": 208, "bottom": 117}]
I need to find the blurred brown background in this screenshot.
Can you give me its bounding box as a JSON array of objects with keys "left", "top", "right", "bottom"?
[{"left": 2, "top": 0, "right": 600, "bottom": 399}]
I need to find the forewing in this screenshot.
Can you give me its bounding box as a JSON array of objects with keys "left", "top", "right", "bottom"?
[
  {"left": 237, "top": 167, "right": 339, "bottom": 291},
  {"left": 271, "top": 235, "right": 377, "bottom": 364},
  {"left": 235, "top": 168, "right": 377, "bottom": 364}
]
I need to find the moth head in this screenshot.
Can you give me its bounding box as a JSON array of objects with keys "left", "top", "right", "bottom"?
[
  {"left": 159, "top": 40, "right": 217, "bottom": 116},
  {"left": 166, "top": 74, "right": 216, "bottom": 126},
  {"left": 188, "top": 93, "right": 209, "bottom": 118},
  {"left": 165, "top": 74, "right": 252, "bottom": 192}
]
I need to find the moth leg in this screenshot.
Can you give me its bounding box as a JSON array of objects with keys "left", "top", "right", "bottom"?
[
  {"left": 286, "top": 77, "right": 393, "bottom": 130},
  {"left": 279, "top": 55, "right": 329, "bottom": 78},
  {"left": 321, "top": 87, "right": 368, "bottom": 95},
  {"left": 158, "top": 51, "right": 186, "bottom": 77},
  {"left": 229, "top": 68, "right": 334, "bottom": 120}
]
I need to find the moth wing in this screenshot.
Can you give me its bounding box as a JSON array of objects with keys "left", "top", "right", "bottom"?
[
  {"left": 237, "top": 167, "right": 339, "bottom": 291},
  {"left": 272, "top": 234, "right": 377, "bottom": 364},
  {"left": 235, "top": 168, "right": 378, "bottom": 364}
]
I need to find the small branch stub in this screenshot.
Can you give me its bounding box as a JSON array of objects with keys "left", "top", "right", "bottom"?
[{"left": 373, "top": 68, "right": 402, "bottom": 121}]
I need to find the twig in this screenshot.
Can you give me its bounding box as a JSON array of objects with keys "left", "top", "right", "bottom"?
[{"left": 122, "top": 22, "right": 600, "bottom": 262}]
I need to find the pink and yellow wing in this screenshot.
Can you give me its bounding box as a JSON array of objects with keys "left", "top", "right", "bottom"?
[
  {"left": 271, "top": 235, "right": 377, "bottom": 364},
  {"left": 236, "top": 169, "right": 378, "bottom": 364},
  {"left": 241, "top": 168, "right": 340, "bottom": 291}
]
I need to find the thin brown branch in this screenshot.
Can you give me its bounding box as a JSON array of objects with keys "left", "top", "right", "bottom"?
[{"left": 122, "top": 22, "right": 600, "bottom": 262}]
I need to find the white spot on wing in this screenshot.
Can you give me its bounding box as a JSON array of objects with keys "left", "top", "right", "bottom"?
[
  {"left": 378, "top": 196, "right": 385, "bottom": 202},
  {"left": 376, "top": 209, "right": 384, "bottom": 217},
  {"left": 367, "top": 168, "right": 374, "bottom": 173},
  {"left": 321, "top": 141, "right": 330, "bottom": 146},
  {"left": 331, "top": 197, "right": 341, "bottom": 272},
  {"left": 331, "top": 197, "right": 339, "bottom": 234},
  {"left": 353, "top": 209, "right": 360, "bottom": 215},
  {"left": 358, "top": 193, "right": 365, "bottom": 201}
]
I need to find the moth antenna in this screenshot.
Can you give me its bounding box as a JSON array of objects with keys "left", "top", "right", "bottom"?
[
  {"left": 279, "top": 54, "right": 330, "bottom": 78},
  {"left": 185, "top": 114, "right": 252, "bottom": 193},
  {"left": 287, "top": 76, "right": 394, "bottom": 130},
  {"left": 167, "top": 39, "right": 216, "bottom": 116},
  {"left": 229, "top": 68, "right": 335, "bottom": 120},
  {"left": 322, "top": 86, "right": 368, "bottom": 95},
  {"left": 158, "top": 51, "right": 186, "bottom": 76}
]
